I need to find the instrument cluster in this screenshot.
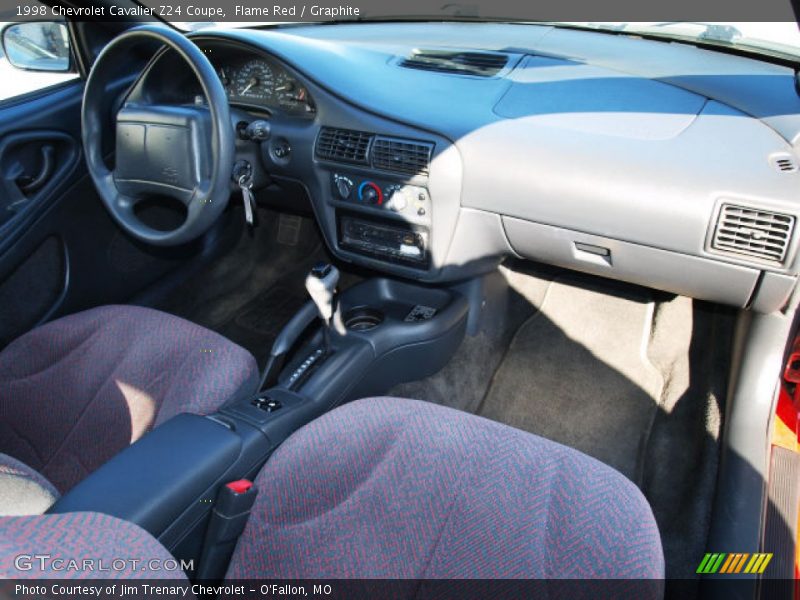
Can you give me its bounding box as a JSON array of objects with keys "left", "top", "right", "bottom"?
[{"left": 209, "top": 54, "right": 315, "bottom": 116}]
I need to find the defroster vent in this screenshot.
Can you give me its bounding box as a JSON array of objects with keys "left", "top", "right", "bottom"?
[
  {"left": 711, "top": 203, "right": 796, "bottom": 265},
  {"left": 315, "top": 128, "right": 373, "bottom": 164},
  {"left": 371, "top": 137, "right": 433, "bottom": 176},
  {"left": 400, "top": 50, "right": 509, "bottom": 77}
]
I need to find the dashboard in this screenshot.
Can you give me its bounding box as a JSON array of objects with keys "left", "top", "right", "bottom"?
[{"left": 135, "top": 24, "right": 800, "bottom": 313}]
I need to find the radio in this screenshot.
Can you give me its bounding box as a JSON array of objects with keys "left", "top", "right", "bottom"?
[{"left": 338, "top": 214, "right": 429, "bottom": 268}]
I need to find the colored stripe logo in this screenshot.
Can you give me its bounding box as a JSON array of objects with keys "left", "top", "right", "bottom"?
[{"left": 697, "top": 553, "right": 773, "bottom": 574}]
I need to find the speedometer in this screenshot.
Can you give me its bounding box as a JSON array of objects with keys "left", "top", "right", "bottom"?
[{"left": 233, "top": 60, "right": 274, "bottom": 102}]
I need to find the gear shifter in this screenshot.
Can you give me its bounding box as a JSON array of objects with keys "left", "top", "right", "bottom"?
[
  {"left": 257, "top": 262, "right": 342, "bottom": 391},
  {"left": 305, "top": 262, "right": 341, "bottom": 352},
  {"left": 305, "top": 263, "right": 339, "bottom": 325}
]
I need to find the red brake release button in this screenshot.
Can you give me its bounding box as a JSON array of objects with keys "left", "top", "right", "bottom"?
[{"left": 226, "top": 479, "right": 253, "bottom": 494}]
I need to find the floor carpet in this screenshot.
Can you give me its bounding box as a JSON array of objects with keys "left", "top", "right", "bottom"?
[
  {"left": 155, "top": 209, "right": 328, "bottom": 367},
  {"left": 478, "top": 276, "right": 664, "bottom": 482}
]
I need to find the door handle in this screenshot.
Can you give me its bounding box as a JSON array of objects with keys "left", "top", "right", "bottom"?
[{"left": 16, "top": 144, "right": 55, "bottom": 194}]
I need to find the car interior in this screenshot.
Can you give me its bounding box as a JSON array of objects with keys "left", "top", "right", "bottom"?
[{"left": 0, "top": 5, "right": 799, "bottom": 598}]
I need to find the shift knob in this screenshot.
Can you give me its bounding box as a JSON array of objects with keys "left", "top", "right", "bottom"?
[{"left": 305, "top": 262, "right": 340, "bottom": 324}]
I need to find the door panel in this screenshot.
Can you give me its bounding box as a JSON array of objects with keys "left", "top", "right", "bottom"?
[
  {"left": 0, "top": 81, "right": 85, "bottom": 254},
  {"left": 0, "top": 76, "right": 214, "bottom": 349},
  {"left": 0, "top": 235, "right": 66, "bottom": 347},
  {"left": 0, "top": 130, "right": 79, "bottom": 227}
]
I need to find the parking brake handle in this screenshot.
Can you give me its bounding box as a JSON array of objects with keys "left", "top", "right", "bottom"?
[{"left": 195, "top": 479, "right": 257, "bottom": 582}]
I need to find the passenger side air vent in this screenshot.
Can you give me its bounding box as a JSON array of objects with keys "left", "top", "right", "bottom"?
[
  {"left": 315, "top": 127, "right": 373, "bottom": 164},
  {"left": 399, "top": 50, "right": 508, "bottom": 77},
  {"left": 371, "top": 137, "right": 433, "bottom": 176},
  {"left": 771, "top": 153, "right": 799, "bottom": 173},
  {"left": 711, "top": 204, "right": 796, "bottom": 265}
]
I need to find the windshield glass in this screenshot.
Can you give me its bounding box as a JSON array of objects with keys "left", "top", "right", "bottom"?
[
  {"left": 564, "top": 22, "right": 800, "bottom": 59},
  {"left": 169, "top": 17, "right": 800, "bottom": 61}
]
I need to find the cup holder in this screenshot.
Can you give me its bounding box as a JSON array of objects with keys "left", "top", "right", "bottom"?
[{"left": 343, "top": 306, "right": 384, "bottom": 331}]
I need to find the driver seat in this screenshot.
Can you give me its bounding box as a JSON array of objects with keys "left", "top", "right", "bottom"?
[{"left": 0, "top": 305, "right": 259, "bottom": 514}]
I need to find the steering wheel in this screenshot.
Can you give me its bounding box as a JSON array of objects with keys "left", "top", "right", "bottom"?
[{"left": 82, "top": 26, "right": 234, "bottom": 246}]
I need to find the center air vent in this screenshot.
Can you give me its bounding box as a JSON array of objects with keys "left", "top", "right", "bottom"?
[
  {"left": 711, "top": 203, "right": 796, "bottom": 265},
  {"left": 399, "top": 50, "right": 508, "bottom": 77},
  {"left": 315, "top": 127, "right": 372, "bottom": 164},
  {"left": 371, "top": 137, "right": 433, "bottom": 176}
]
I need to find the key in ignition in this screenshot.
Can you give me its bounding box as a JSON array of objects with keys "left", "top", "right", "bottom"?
[{"left": 232, "top": 160, "right": 256, "bottom": 226}]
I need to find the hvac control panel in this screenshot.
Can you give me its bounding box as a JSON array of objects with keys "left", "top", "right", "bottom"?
[{"left": 330, "top": 172, "right": 430, "bottom": 219}]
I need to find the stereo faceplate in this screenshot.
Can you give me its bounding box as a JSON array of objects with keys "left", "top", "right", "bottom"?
[{"left": 338, "top": 213, "right": 429, "bottom": 269}]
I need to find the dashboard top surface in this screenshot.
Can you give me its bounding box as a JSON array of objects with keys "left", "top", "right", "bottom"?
[{"left": 204, "top": 22, "right": 800, "bottom": 144}]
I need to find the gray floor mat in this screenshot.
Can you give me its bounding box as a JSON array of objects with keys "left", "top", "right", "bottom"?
[
  {"left": 217, "top": 269, "right": 316, "bottom": 366},
  {"left": 642, "top": 297, "right": 732, "bottom": 583},
  {"left": 478, "top": 277, "right": 663, "bottom": 481},
  {"left": 234, "top": 286, "right": 306, "bottom": 336},
  {"left": 154, "top": 208, "right": 365, "bottom": 367}
]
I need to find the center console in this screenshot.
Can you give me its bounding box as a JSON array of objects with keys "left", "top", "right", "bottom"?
[{"left": 275, "top": 275, "right": 468, "bottom": 401}]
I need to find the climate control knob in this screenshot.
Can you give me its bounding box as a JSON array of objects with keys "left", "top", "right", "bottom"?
[
  {"left": 333, "top": 175, "right": 353, "bottom": 199},
  {"left": 385, "top": 187, "right": 408, "bottom": 212},
  {"left": 358, "top": 181, "right": 383, "bottom": 205}
]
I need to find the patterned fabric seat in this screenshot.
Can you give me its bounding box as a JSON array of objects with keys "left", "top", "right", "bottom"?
[
  {"left": 0, "top": 398, "right": 664, "bottom": 588},
  {"left": 0, "top": 305, "right": 259, "bottom": 511},
  {"left": 0, "top": 512, "right": 186, "bottom": 579},
  {"left": 229, "top": 397, "right": 664, "bottom": 580}
]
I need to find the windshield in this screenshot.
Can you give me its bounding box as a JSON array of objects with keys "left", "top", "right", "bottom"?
[
  {"left": 564, "top": 22, "right": 800, "bottom": 60},
  {"left": 170, "top": 17, "right": 800, "bottom": 61}
]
